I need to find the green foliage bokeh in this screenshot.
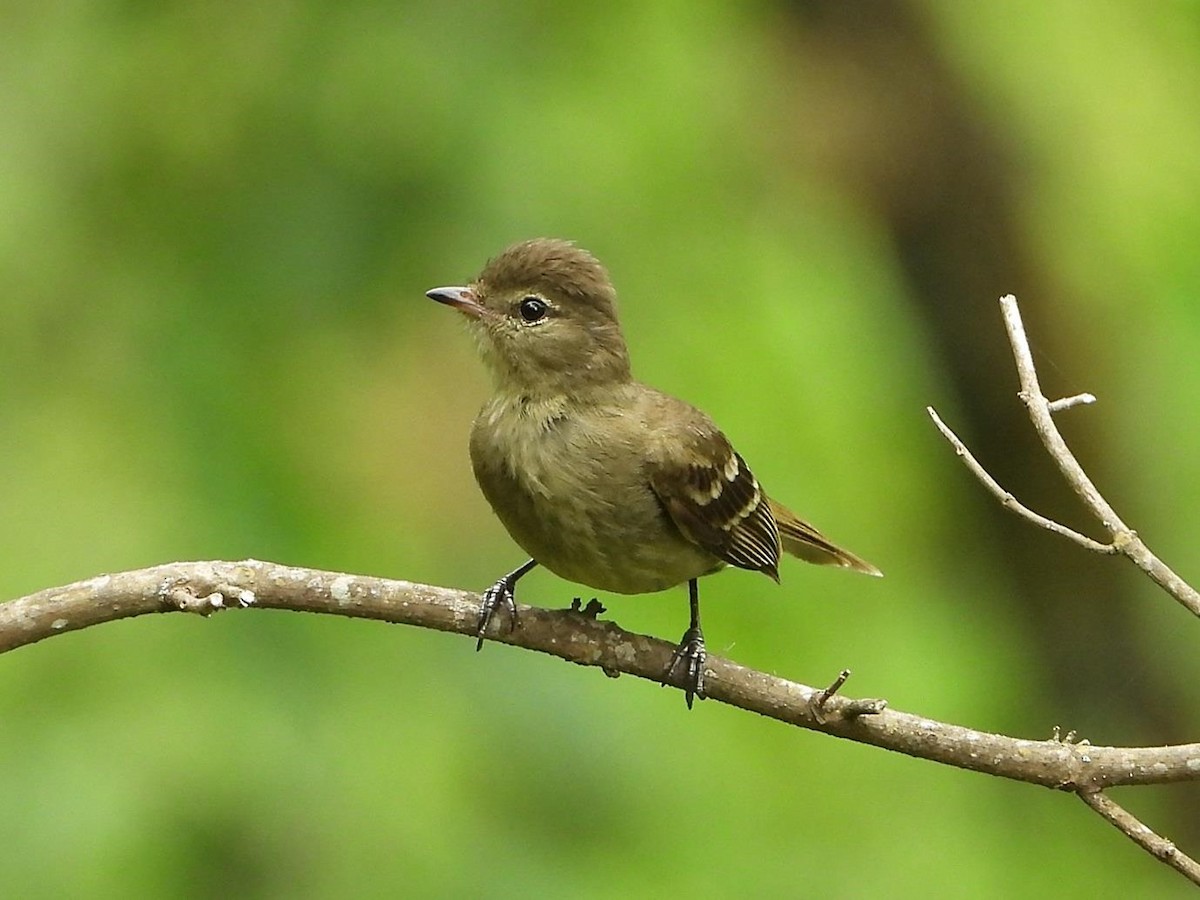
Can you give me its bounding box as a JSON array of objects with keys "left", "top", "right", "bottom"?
[{"left": 2, "top": 2, "right": 1199, "bottom": 896}]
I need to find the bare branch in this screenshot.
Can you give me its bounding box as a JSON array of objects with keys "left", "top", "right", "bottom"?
[
  {"left": 1078, "top": 791, "right": 1200, "bottom": 886},
  {"left": 925, "top": 406, "right": 1115, "bottom": 553},
  {"left": 925, "top": 295, "right": 1200, "bottom": 884},
  {"left": 998, "top": 295, "right": 1200, "bottom": 616},
  {"left": 928, "top": 295, "right": 1200, "bottom": 617},
  {"left": 3, "top": 559, "right": 1198, "bottom": 792},
  {"left": 999, "top": 295, "right": 1122, "bottom": 522}
]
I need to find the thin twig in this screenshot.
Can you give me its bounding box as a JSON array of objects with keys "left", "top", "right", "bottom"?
[
  {"left": 999, "top": 295, "right": 1123, "bottom": 523},
  {"left": 2, "top": 559, "right": 1199, "bottom": 790},
  {"left": 926, "top": 295, "right": 1200, "bottom": 885},
  {"left": 1078, "top": 791, "right": 1200, "bottom": 886},
  {"left": 926, "top": 406, "right": 1115, "bottom": 553},
  {"left": 998, "top": 295, "right": 1200, "bottom": 616},
  {"left": 929, "top": 296, "right": 1200, "bottom": 617},
  {"left": 1048, "top": 393, "right": 1096, "bottom": 413}
]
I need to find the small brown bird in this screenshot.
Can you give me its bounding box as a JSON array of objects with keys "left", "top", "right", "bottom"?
[{"left": 428, "top": 238, "right": 879, "bottom": 707}]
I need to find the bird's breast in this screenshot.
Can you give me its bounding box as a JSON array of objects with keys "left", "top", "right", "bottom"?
[{"left": 468, "top": 394, "right": 718, "bottom": 593}]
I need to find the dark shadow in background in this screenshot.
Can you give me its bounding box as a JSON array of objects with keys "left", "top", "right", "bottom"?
[{"left": 777, "top": 0, "right": 1195, "bottom": 839}]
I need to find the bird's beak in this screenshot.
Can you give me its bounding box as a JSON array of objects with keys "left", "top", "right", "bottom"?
[{"left": 426, "top": 286, "right": 485, "bottom": 319}]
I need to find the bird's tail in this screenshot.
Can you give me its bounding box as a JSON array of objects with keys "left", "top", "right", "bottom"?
[{"left": 768, "top": 498, "right": 882, "bottom": 577}]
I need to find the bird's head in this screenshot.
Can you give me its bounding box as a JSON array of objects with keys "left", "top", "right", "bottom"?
[{"left": 427, "top": 238, "right": 632, "bottom": 397}]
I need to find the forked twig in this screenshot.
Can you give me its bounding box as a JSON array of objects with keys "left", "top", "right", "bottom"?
[
  {"left": 997, "top": 296, "right": 1200, "bottom": 615},
  {"left": 929, "top": 295, "right": 1200, "bottom": 616},
  {"left": 928, "top": 294, "right": 1200, "bottom": 885},
  {"left": 925, "top": 406, "right": 1114, "bottom": 554}
]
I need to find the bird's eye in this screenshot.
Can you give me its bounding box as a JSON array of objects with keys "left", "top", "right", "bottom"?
[{"left": 518, "top": 296, "right": 548, "bottom": 323}]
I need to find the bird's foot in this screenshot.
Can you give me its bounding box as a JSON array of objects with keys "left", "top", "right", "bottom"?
[
  {"left": 665, "top": 625, "right": 707, "bottom": 709},
  {"left": 476, "top": 577, "right": 521, "bottom": 651}
]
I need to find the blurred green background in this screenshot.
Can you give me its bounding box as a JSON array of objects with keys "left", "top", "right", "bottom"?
[{"left": 3, "top": 1, "right": 1200, "bottom": 896}]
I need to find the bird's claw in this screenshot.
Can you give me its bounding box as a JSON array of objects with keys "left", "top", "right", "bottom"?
[
  {"left": 477, "top": 577, "right": 520, "bottom": 650},
  {"left": 665, "top": 626, "right": 707, "bottom": 708}
]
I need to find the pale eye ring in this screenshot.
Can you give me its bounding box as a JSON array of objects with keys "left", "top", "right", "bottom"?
[{"left": 518, "top": 296, "right": 548, "bottom": 323}]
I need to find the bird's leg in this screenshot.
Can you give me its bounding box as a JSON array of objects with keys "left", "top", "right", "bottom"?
[
  {"left": 666, "top": 578, "right": 706, "bottom": 708},
  {"left": 477, "top": 559, "right": 538, "bottom": 651}
]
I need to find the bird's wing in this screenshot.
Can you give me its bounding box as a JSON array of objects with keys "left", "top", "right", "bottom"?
[
  {"left": 646, "top": 425, "right": 782, "bottom": 580},
  {"left": 639, "top": 388, "right": 881, "bottom": 580}
]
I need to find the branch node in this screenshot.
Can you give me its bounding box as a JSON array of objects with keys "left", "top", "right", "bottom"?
[
  {"left": 166, "top": 589, "right": 220, "bottom": 615},
  {"left": 1051, "top": 725, "right": 1085, "bottom": 745},
  {"left": 804, "top": 670, "right": 884, "bottom": 722},
  {"left": 817, "top": 669, "right": 850, "bottom": 705},
  {"left": 1112, "top": 529, "right": 1138, "bottom": 551},
  {"left": 1048, "top": 392, "right": 1097, "bottom": 413},
  {"left": 568, "top": 597, "right": 607, "bottom": 619},
  {"left": 808, "top": 669, "right": 850, "bottom": 724},
  {"left": 843, "top": 698, "right": 888, "bottom": 719},
  {"left": 164, "top": 583, "right": 256, "bottom": 615}
]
